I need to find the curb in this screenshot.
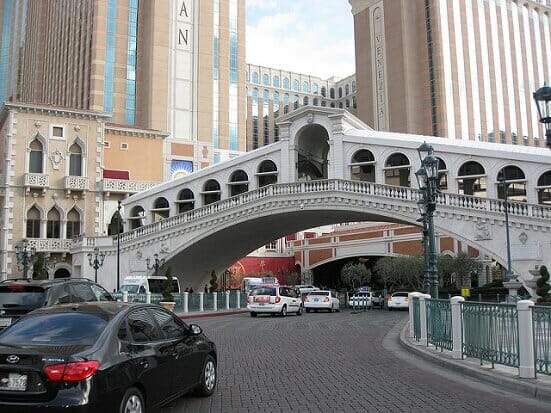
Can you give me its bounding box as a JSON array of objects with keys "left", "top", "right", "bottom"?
[
  {"left": 178, "top": 309, "right": 249, "bottom": 320},
  {"left": 399, "top": 324, "right": 551, "bottom": 403}
]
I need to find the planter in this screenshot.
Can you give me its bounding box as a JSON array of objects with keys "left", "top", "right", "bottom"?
[{"left": 159, "top": 301, "right": 176, "bottom": 312}]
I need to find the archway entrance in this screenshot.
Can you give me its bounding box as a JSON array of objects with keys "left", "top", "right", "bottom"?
[{"left": 54, "top": 268, "right": 70, "bottom": 278}]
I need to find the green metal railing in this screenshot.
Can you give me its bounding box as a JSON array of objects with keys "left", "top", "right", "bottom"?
[
  {"left": 461, "top": 302, "right": 519, "bottom": 368},
  {"left": 413, "top": 296, "right": 421, "bottom": 342},
  {"left": 533, "top": 305, "right": 551, "bottom": 375},
  {"left": 111, "top": 292, "right": 248, "bottom": 312},
  {"left": 426, "top": 299, "right": 452, "bottom": 351}
]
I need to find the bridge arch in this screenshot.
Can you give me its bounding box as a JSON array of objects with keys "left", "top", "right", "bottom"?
[{"left": 295, "top": 123, "right": 329, "bottom": 180}]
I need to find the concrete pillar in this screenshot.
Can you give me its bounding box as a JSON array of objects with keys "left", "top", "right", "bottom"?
[
  {"left": 199, "top": 292, "right": 204, "bottom": 312},
  {"left": 235, "top": 290, "right": 241, "bottom": 309},
  {"left": 183, "top": 292, "right": 189, "bottom": 313},
  {"left": 450, "top": 296, "right": 465, "bottom": 359},
  {"left": 211, "top": 292, "right": 216, "bottom": 311},
  {"left": 408, "top": 292, "right": 423, "bottom": 339},
  {"left": 225, "top": 290, "right": 230, "bottom": 310},
  {"left": 146, "top": 292, "right": 151, "bottom": 304},
  {"left": 123, "top": 291, "right": 128, "bottom": 303},
  {"left": 517, "top": 300, "right": 536, "bottom": 378},
  {"left": 419, "top": 294, "right": 431, "bottom": 346}
]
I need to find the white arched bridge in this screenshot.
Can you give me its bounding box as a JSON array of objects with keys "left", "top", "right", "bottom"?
[{"left": 70, "top": 107, "right": 551, "bottom": 294}]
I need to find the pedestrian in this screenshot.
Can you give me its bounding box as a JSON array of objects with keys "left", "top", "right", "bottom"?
[
  {"left": 189, "top": 287, "right": 194, "bottom": 294},
  {"left": 184, "top": 287, "right": 189, "bottom": 293},
  {"left": 204, "top": 284, "right": 209, "bottom": 294}
]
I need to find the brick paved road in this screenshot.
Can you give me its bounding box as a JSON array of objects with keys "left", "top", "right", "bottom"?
[{"left": 161, "top": 310, "right": 551, "bottom": 413}]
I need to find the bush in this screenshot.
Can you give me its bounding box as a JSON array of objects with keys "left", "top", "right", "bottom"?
[
  {"left": 161, "top": 266, "right": 174, "bottom": 302},
  {"left": 536, "top": 265, "right": 551, "bottom": 303}
]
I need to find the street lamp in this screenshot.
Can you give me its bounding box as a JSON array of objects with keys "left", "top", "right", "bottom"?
[
  {"left": 146, "top": 253, "right": 165, "bottom": 276},
  {"left": 415, "top": 142, "right": 439, "bottom": 298},
  {"left": 15, "top": 239, "right": 36, "bottom": 279},
  {"left": 498, "top": 171, "right": 513, "bottom": 282},
  {"left": 533, "top": 85, "right": 551, "bottom": 150},
  {"left": 88, "top": 247, "right": 105, "bottom": 283},
  {"left": 116, "top": 200, "right": 122, "bottom": 291}
]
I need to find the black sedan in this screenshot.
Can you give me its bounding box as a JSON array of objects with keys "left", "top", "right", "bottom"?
[{"left": 0, "top": 302, "right": 217, "bottom": 412}]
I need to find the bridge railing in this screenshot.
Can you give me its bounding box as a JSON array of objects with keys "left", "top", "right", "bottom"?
[
  {"left": 409, "top": 295, "right": 550, "bottom": 378},
  {"left": 117, "top": 179, "right": 551, "bottom": 245}
]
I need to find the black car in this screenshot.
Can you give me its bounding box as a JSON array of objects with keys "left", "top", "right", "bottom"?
[
  {"left": 0, "top": 302, "right": 217, "bottom": 412},
  {"left": 0, "top": 278, "right": 113, "bottom": 330}
]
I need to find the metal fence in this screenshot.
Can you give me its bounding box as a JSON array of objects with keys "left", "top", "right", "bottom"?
[
  {"left": 533, "top": 305, "right": 551, "bottom": 375},
  {"left": 426, "top": 299, "right": 452, "bottom": 351}
]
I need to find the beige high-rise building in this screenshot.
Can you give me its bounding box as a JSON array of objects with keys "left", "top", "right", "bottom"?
[
  {"left": 0, "top": 0, "right": 247, "bottom": 176},
  {"left": 350, "top": 0, "right": 551, "bottom": 146}
]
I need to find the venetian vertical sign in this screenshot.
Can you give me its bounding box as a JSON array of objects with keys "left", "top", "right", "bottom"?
[
  {"left": 177, "top": 0, "right": 192, "bottom": 50},
  {"left": 371, "top": 4, "right": 388, "bottom": 131}
]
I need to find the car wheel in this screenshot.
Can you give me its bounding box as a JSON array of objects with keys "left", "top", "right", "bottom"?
[
  {"left": 195, "top": 355, "right": 217, "bottom": 397},
  {"left": 305, "top": 308, "right": 311, "bottom": 313},
  {"left": 280, "top": 305, "right": 287, "bottom": 317},
  {"left": 296, "top": 305, "right": 303, "bottom": 316},
  {"left": 250, "top": 312, "right": 257, "bottom": 317},
  {"left": 120, "top": 387, "right": 144, "bottom": 413}
]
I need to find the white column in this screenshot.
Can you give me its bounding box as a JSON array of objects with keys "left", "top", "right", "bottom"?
[
  {"left": 199, "top": 292, "right": 204, "bottom": 312},
  {"left": 517, "top": 300, "right": 535, "bottom": 378},
  {"left": 183, "top": 292, "right": 189, "bottom": 313},
  {"left": 419, "top": 293, "right": 431, "bottom": 346},
  {"left": 122, "top": 291, "right": 128, "bottom": 303},
  {"left": 408, "top": 292, "right": 423, "bottom": 339},
  {"left": 225, "top": 290, "right": 230, "bottom": 310},
  {"left": 212, "top": 292, "right": 217, "bottom": 311},
  {"left": 146, "top": 292, "right": 151, "bottom": 304},
  {"left": 450, "top": 296, "right": 465, "bottom": 359},
  {"left": 235, "top": 290, "right": 241, "bottom": 309}
]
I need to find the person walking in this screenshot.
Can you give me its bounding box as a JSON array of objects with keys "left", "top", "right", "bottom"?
[{"left": 204, "top": 284, "right": 209, "bottom": 294}]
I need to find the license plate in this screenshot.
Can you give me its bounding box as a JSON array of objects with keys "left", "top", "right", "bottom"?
[
  {"left": 0, "top": 318, "right": 11, "bottom": 327},
  {"left": 258, "top": 303, "right": 265, "bottom": 306},
  {"left": 1, "top": 373, "right": 27, "bottom": 391},
  {"left": 314, "top": 298, "right": 320, "bottom": 302}
]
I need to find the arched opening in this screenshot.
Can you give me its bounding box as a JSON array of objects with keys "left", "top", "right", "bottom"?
[
  {"left": 457, "top": 161, "right": 486, "bottom": 197},
  {"left": 497, "top": 166, "right": 526, "bottom": 202},
  {"left": 29, "top": 138, "right": 44, "bottom": 173},
  {"left": 176, "top": 188, "right": 195, "bottom": 213},
  {"left": 107, "top": 207, "right": 124, "bottom": 236},
  {"left": 257, "top": 160, "right": 278, "bottom": 187},
  {"left": 350, "top": 149, "right": 375, "bottom": 182},
  {"left": 47, "top": 208, "right": 61, "bottom": 239},
  {"left": 537, "top": 171, "right": 551, "bottom": 205},
  {"left": 128, "top": 206, "right": 145, "bottom": 230},
  {"left": 384, "top": 153, "right": 411, "bottom": 186},
  {"left": 202, "top": 179, "right": 221, "bottom": 205},
  {"left": 68, "top": 143, "right": 83, "bottom": 176},
  {"left": 54, "top": 268, "right": 71, "bottom": 278},
  {"left": 296, "top": 124, "right": 330, "bottom": 181},
  {"left": 152, "top": 197, "right": 170, "bottom": 222},
  {"left": 26, "top": 206, "right": 41, "bottom": 238},
  {"left": 229, "top": 170, "right": 249, "bottom": 197},
  {"left": 437, "top": 157, "right": 448, "bottom": 191},
  {"left": 66, "top": 208, "right": 81, "bottom": 238}
]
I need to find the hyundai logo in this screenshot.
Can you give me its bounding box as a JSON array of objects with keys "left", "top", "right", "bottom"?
[{"left": 6, "top": 355, "right": 19, "bottom": 364}]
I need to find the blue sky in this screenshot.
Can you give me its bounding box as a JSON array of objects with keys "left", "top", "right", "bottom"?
[{"left": 246, "top": 0, "right": 355, "bottom": 80}]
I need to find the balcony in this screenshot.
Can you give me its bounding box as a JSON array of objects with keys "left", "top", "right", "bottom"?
[
  {"left": 100, "top": 178, "right": 160, "bottom": 196},
  {"left": 24, "top": 173, "right": 49, "bottom": 195},
  {"left": 25, "top": 238, "right": 75, "bottom": 253},
  {"left": 64, "top": 176, "right": 89, "bottom": 197}
]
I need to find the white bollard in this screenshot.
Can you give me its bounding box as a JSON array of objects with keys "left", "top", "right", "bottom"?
[
  {"left": 419, "top": 293, "right": 431, "bottom": 346},
  {"left": 235, "top": 289, "right": 241, "bottom": 309},
  {"left": 450, "top": 296, "right": 465, "bottom": 359},
  {"left": 225, "top": 290, "right": 230, "bottom": 310},
  {"left": 183, "top": 292, "right": 189, "bottom": 313},
  {"left": 146, "top": 292, "right": 151, "bottom": 304},
  {"left": 517, "top": 300, "right": 535, "bottom": 378},
  {"left": 199, "top": 292, "right": 204, "bottom": 311},
  {"left": 408, "top": 292, "right": 423, "bottom": 339},
  {"left": 122, "top": 291, "right": 128, "bottom": 303},
  {"left": 212, "top": 292, "right": 217, "bottom": 311}
]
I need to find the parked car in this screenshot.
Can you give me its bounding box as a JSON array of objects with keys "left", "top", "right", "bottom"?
[
  {"left": 0, "top": 277, "right": 113, "bottom": 330},
  {"left": 348, "top": 292, "right": 374, "bottom": 309},
  {"left": 247, "top": 285, "right": 303, "bottom": 317},
  {"left": 304, "top": 290, "right": 340, "bottom": 313},
  {"left": 387, "top": 291, "right": 410, "bottom": 310},
  {"left": 371, "top": 290, "right": 385, "bottom": 308},
  {"left": 0, "top": 302, "right": 217, "bottom": 412}
]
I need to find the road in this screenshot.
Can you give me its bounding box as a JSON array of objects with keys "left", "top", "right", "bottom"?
[{"left": 162, "top": 309, "right": 551, "bottom": 413}]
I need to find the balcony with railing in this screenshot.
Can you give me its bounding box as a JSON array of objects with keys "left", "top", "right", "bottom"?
[
  {"left": 64, "top": 176, "right": 89, "bottom": 197},
  {"left": 25, "top": 238, "right": 75, "bottom": 253},
  {"left": 24, "top": 173, "right": 49, "bottom": 194},
  {"left": 100, "top": 178, "right": 160, "bottom": 195}
]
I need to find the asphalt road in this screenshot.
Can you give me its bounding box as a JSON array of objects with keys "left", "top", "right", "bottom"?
[{"left": 161, "top": 309, "right": 551, "bottom": 413}]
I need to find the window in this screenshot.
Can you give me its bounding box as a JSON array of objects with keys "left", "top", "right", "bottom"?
[
  {"left": 312, "top": 83, "right": 318, "bottom": 94},
  {"left": 262, "top": 73, "right": 269, "bottom": 86},
  {"left": 69, "top": 283, "right": 96, "bottom": 302},
  {"left": 252, "top": 71, "right": 259, "bottom": 83},
  {"left": 229, "top": 170, "right": 249, "bottom": 196},
  {"left": 150, "top": 308, "right": 185, "bottom": 339},
  {"left": 384, "top": 153, "right": 411, "bottom": 187},
  {"left": 321, "top": 86, "right": 326, "bottom": 97},
  {"left": 152, "top": 197, "right": 169, "bottom": 222},
  {"left": 303, "top": 96, "right": 309, "bottom": 106},
  {"left": 283, "top": 77, "right": 290, "bottom": 89},
  {"left": 350, "top": 150, "right": 375, "bottom": 182},
  {"left": 29, "top": 139, "right": 44, "bottom": 173},
  {"left": 202, "top": 179, "right": 221, "bottom": 205},
  {"left": 104, "top": 141, "right": 111, "bottom": 148},
  {"left": 345, "top": 84, "right": 350, "bottom": 95},
  {"left": 338, "top": 87, "right": 343, "bottom": 98},
  {"left": 302, "top": 81, "right": 309, "bottom": 93},
  {"left": 47, "top": 208, "right": 61, "bottom": 239},
  {"left": 120, "top": 142, "right": 129, "bottom": 150},
  {"left": 66, "top": 208, "right": 81, "bottom": 238},
  {"left": 129, "top": 206, "right": 145, "bottom": 230},
  {"left": 457, "top": 161, "right": 486, "bottom": 197},
  {"left": 26, "top": 206, "right": 41, "bottom": 238},
  {"left": 293, "top": 95, "right": 299, "bottom": 110},
  {"left": 52, "top": 126, "right": 63, "bottom": 138},
  {"left": 69, "top": 143, "right": 82, "bottom": 176},
  {"left": 257, "top": 160, "right": 278, "bottom": 187},
  {"left": 127, "top": 309, "right": 163, "bottom": 342},
  {"left": 330, "top": 88, "right": 335, "bottom": 99},
  {"left": 293, "top": 79, "right": 299, "bottom": 91},
  {"left": 177, "top": 188, "right": 195, "bottom": 214},
  {"left": 273, "top": 75, "right": 279, "bottom": 87}
]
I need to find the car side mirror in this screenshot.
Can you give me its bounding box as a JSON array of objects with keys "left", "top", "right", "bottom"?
[{"left": 189, "top": 324, "right": 202, "bottom": 335}]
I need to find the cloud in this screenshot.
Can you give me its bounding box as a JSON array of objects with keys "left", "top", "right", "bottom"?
[{"left": 246, "top": 0, "right": 278, "bottom": 9}]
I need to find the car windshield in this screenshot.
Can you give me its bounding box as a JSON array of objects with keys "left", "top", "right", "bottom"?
[
  {"left": 119, "top": 284, "right": 139, "bottom": 293},
  {"left": 250, "top": 287, "right": 276, "bottom": 296},
  {"left": 309, "top": 291, "right": 329, "bottom": 296},
  {"left": 0, "top": 285, "right": 46, "bottom": 309},
  {"left": 392, "top": 292, "right": 409, "bottom": 297},
  {"left": 0, "top": 312, "right": 108, "bottom": 346}
]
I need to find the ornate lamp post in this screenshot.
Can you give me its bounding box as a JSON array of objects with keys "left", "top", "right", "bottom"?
[
  {"left": 533, "top": 85, "right": 551, "bottom": 150},
  {"left": 146, "top": 253, "right": 165, "bottom": 276},
  {"left": 15, "top": 239, "right": 36, "bottom": 279},
  {"left": 88, "top": 247, "right": 105, "bottom": 283},
  {"left": 415, "top": 142, "right": 439, "bottom": 298},
  {"left": 116, "top": 200, "right": 122, "bottom": 291}
]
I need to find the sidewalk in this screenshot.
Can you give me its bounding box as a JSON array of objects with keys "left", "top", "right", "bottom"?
[
  {"left": 176, "top": 308, "right": 248, "bottom": 320},
  {"left": 399, "top": 323, "right": 551, "bottom": 403}
]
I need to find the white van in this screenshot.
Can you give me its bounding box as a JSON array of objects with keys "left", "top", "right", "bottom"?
[{"left": 119, "top": 275, "right": 181, "bottom": 295}]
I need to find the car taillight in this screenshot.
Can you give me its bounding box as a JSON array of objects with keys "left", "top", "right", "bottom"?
[
  {"left": 275, "top": 296, "right": 281, "bottom": 303},
  {"left": 45, "top": 361, "right": 100, "bottom": 382},
  {"left": 323, "top": 297, "right": 329, "bottom": 302},
  {"left": 247, "top": 296, "right": 252, "bottom": 303},
  {"left": 304, "top": 297, "right": 309, "bottom": 302}
]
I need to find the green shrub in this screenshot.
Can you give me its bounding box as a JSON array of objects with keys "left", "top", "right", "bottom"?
[
  {"left": 536, "top": 265, "right": 551, "bottom": 303},
  {"left": 161, "top": 266, "right": 174, "bottom": 302}
]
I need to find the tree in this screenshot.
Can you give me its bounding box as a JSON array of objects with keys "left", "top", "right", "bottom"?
[
  {"left": 161, "top": 266, "right": 174, "bottom": 302},
  {"left": 373, "top": 256, "right": 424, "bottom": 292},
  {"left": 340, "top": 261, "right": 370, "bottom": 290},
  {"left": 209, "top": 270, "right": 218, "bottom": 293},
  {"left": 536, "top": 265, "right": 551, "bottom": 303},
  {"left": 32, "top": 253, "right": 48, "bottom": 280}
]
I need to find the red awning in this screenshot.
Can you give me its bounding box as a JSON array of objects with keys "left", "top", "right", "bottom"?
[{"left": 103, "top": 169, "right": 129, "bottom": 180}]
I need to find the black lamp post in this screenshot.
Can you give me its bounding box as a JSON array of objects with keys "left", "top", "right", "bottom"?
[
  {"left": 533, "top": 85, "right": 551, "bottom": 150},
  {"left": 116, "top": 200, "right": 122, "bottom": 291},
  {"left": 146, "top": 253, "right": 165, "bottom": 276},
  {"left": 15, "top": 239, "right": 36, "bottom": 279},
  {"left": 88, "top": 247, "right": 105, "bottom": 283},
  {"left": 498, "top": 171, "right": 513, "bottom": 282},
  {"left": 415, "top": 142, "right": 439, "bottom": 298}
]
